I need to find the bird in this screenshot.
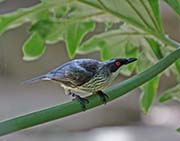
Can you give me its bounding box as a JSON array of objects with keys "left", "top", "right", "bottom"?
[{"left": 24, "top": 58, "right": 137, "bottom": 110}]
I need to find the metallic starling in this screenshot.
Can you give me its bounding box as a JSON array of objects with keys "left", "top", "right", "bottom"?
[{"left": 25, "top": 58, "right": 137, "bottom": 110}]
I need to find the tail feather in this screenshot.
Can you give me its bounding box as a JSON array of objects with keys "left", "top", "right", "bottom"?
[{"left": 23, "top": 75, "right": 47, "bottom": 84}]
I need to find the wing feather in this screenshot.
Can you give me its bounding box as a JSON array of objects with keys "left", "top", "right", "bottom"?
[{"left": 47, "top": 61, "right": 96, "bottom": 87}]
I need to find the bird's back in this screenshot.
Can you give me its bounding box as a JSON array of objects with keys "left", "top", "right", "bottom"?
[{"left": 46, "top": 59, "right": 103, "bottom": 89}]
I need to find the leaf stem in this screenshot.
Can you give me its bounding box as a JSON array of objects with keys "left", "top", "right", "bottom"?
[{"left": 0, "top": 48, "right": 180, "bottom": 136}]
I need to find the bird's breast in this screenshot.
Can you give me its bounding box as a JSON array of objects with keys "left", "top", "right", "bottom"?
[{"left": 78, "top": 69, "right": 112, "bottom": 92}]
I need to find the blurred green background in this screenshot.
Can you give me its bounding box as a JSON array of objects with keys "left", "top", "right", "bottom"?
[{"left": 0, "top": 0, "right": 180, "bottom": 140}]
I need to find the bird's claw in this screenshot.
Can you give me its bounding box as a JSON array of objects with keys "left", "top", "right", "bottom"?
[
  {"left": 96, "top": 91, "right": 109, "bottom": 104},
  {"left": 73, "top": 95, "right": 89, "bottom": 111}
]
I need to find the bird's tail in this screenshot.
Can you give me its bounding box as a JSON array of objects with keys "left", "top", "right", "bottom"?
[{"left": 23, "top": 75, "right": 47, "bottom": 84}]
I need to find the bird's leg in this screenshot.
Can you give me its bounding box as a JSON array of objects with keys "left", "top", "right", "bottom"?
[
  {"left": 96, "top": 90, "right": 109, "bottom": 104},
  {"left": 68, "top": 90, "right": 89, "bottom": 111}
]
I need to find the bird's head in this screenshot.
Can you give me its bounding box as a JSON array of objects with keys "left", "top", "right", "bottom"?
[{"left": 105, "top": 58, "right": 137, "bottom": 73}]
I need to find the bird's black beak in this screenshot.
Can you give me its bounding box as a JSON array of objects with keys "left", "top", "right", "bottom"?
[{"left": 124, "top": 58, "right": 137, "bottom": 65}]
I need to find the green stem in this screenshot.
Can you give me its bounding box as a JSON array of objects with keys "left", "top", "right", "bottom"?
[{"left": 0, "top": 48, "right": 180, "bottom": 136}]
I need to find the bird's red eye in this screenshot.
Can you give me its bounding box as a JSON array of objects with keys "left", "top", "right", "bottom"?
[{"left": 115, "top": 61, "right": 121, "bottom": 67}]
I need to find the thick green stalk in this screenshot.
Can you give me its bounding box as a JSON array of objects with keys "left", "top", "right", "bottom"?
[{"left": 0, "top": 48, "right": 180, "bottom": 136}]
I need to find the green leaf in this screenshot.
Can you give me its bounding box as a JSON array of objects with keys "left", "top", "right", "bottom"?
[
  {"left": 96, "top": 40, "right": 110, "bottom": 60},
  {"left": 85, "top": 0, "right": 163, "bottom": 33},
  {"left": 64, "top": 21, "right": 95, "bottom": 58},
  {"left": 136, "top": 52, "right": 151, "bottom": 73},
  {"left": 170, "top": 60, "right": 180, "bottom": 82},
  {"left": 0, "top": 0, "right": 6, "bottom": 3},
  {"left": 29, "top": 20, "right": 60, "bottom": 40},
  {"left": 175, "top": 60, "right": 180, "bottom": 75},
  {"left": 159, "top": 84, "right": 180, "bottom": 103},
  {"left": 79, "top": 0, "right": 180, "bottom": 49},
  {"left": 148, "top": 0, "right": 163, "bottom": 32},
  {"left": 23, "top": 32, "right": 45, "bottom": 61},
  {"left": 79, "top": 25, "right": 142, "bottom": 60},
  {"left": 79, "top": 27, "right": 140, "bottom": 76},
  {"left": 159, "top": 91, "right": 173, "bottom": 103},
  {"left": 145, "top": 37, "right": 163, "bottom": 59},
  {"left": 0, "top": 3, "right": 51, "bottom": 34},
  {"left": 105, "top": 21, "right": 113, "bottom": 31},
  {"left": 164, "top": 0, "right": 180, "bottom": 16},
  {"left": 78, "top": 35, "right": 112, "bottom": 60},
  {"left": 78, "top": 35, "right": 110, "bottom": 60},
  {"left": 140, "top": 76, "right": 159, "bottom": 114},
  {"left": 43, "top": 21, "right": 66, "bottom": 44},
  {"left": 120, "top": 42, "right": 138, "bottom": 76},
  {"left": 53, "top": 5, "right": 68, "bottom": 18},
  {"left": 137, "top": 51, "right": 160, "bottom": 114},
  {"left": 177, "top": 128, "right": 180, "bottom": 133}
]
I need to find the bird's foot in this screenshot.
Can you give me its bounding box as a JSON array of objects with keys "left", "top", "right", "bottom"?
[
  {"left": 71, "top": 93, "right": 89, "bottom": 111},
  {"left": 96, "top": 90, "right": 109, "bottom": 104}
]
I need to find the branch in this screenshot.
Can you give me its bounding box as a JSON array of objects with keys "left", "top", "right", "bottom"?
[{"left": 0, "top": 48, "right": 180, "bottom": 136}]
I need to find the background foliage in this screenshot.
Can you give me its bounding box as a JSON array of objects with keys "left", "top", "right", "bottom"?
[{"left": 0, "top": 0, "right": 180, "bottom": 134}]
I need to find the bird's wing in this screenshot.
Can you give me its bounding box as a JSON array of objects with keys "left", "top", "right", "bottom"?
[{"left": 47, "top": 63, "right": 94, "bottom": 87}]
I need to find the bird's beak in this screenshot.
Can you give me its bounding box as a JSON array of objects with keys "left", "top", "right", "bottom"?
[{"left": 124, "top": 58, "right": 137, "bottom": 64}]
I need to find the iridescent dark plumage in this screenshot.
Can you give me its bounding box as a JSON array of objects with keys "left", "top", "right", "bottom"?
[{"left": 25, "top": 58, "right": 137, "bottom": 109}]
